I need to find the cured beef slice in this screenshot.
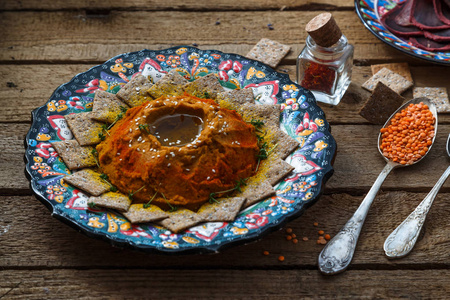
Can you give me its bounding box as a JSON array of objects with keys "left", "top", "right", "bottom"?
[
  {"left": 411, "top": 0, "right": 450, "bottom": 30},
  {"left": 381, "top": 2, "right": 423, "bottom": 37},
  {"left": 410, "top": 36, "right": 450, "bottom": 51}
]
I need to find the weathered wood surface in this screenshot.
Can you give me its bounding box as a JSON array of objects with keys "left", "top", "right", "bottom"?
[
  {"left": 1, "top": 269, "right": 449, "bottom": 299},
  {"left": 1, "top": 190, "right": 449, "bottom": 268},
  {"left": 2, "top": 1, "right": 450, "bottom": 298},
  {"left": 4, "top": 122, "right": 450, "bottom": 192},
  {"left": 2, "top": 65, "right": 450, "bottom": 124},
  {"left": 0, "top": 0, "right": 355, "bottom": 11},
  {"left": 0, "top": 10, "right": 430, "bottom": 64}
]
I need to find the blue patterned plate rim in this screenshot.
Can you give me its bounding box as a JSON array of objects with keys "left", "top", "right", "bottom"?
[
  {"left": 24, "top": 46, "right": 336, "bottom": 254},
  {"left": 355, "top": 0, "right": 450, "bottom": 66}
]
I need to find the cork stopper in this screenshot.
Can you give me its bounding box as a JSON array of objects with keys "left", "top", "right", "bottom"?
[{"left": 305, "top": 13, "right": 342, "bottom": 47}]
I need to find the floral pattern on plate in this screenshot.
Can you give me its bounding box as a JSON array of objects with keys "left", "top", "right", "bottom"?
[{"left": 25, "top": 47, "right": 336, "bottom": 253}]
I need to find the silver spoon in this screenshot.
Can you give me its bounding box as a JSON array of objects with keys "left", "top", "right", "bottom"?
[
  {"left": 384, "top": 133, "right": 449, "bottom": 259},
  {"left": 318, "top": 98, "right": 438, "bottom": 275}
]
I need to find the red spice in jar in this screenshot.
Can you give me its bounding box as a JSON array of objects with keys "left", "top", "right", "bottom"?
[
  {"left": 300, "top": 61, "right": 336, "bottom": 94},
  {"left": 380, "top": 102, "right": 435, "bottom": 165}
]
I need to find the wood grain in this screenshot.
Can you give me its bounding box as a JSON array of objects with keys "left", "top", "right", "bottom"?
[
  {"left": 1, "top": 269, "right": 449, "bottom": 299},
  {"left": 1, "top": 189, "right": 449, "bottom": 268},
  {"left": 5, "top": 122, "right": 450, "bottom": 192},
  {"left": 2, "top": 65, "right": 450, "bottom": 124},
  {"left": 0, "top": 10, "right": 426, "bottom": 64},
  {"left": 0, "top": 0, "right": 355, "bottom": 11}
]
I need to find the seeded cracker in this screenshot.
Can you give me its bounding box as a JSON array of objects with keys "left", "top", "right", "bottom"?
[
  {"left": 183, "top": 73, "right": 224, "bottom": 99},
  {"left": 122, "top": 204, "right": 169, "bottom": 223},
  {"left": 91, "top": 90, "right": 129, "bottom": 124},
  {"left": 359, "top": 82, "right": 405, "bottom": 124},
  {"left": 63, "top": 169, "right": 110, "bottom": 196},
  {"left": 148, "top": 70, "right": 188, "bottom": 99},
  {"left": 217, "top": 88, "right": 255, "bottom": 105},
  {"left": 413, "top": 87, "right": 450, "bottom": 113},
  {"left": 116, "top": 74, "right": 154, "bottom": 107},
  {"left": 271, "top": 129, "right": 300, "bottom": 159},
  {"left": 371, "top": 63, "right": 413, "bottom": 83},
  {"left": 157, "top": 208, "right": 203, "bottom": 233},
  {"left": 89, "top": 192, "right": 132, "bottom": 212},
  {"left": 64, "top": 112, "right": 104, "bottom": 146},
  {"left": 198, "top": 197, "right": 246, "bottom": 221},
  {"left": 246, "top": 38, "right": 291, "bottom": 68},
  {"left": 362, "top": 67, "right": 413, "bottom": 94},
  {"left": 241, "top": 179, "right": 275, "bottom": 208},
  {"left": 265, "top": 158, "right": 295, "bottom": 185},
  {"left": 51, "top": 139, "right": 96, "bottom": 170},
  {"left": 239, "top": 103, "right": 281, "bottom": 128}
]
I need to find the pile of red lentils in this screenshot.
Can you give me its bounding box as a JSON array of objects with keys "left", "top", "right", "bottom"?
[
  {"left": 380, "top": 102, "right": 435, "bottom": 165},
  {"left": 263, "top": 222, "right": 331, "bottom": 262}
]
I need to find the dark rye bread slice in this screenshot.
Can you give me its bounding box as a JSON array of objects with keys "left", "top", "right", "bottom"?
[{"left": 359, "top": 81, "right": 405, "bottom": 124}]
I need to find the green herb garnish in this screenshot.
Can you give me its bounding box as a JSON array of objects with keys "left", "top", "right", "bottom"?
[
  {"left": 128, "top": 185, "right": 146, "bottom": 201},
  {"left": 138, "top": 124, "right": 150, "bottom": 134},
  {"left": 208, "top": 178, "right": 248, "bottom": 203},
  {"left": 143, "top": 191, "right": 159, "bottom": 208}
]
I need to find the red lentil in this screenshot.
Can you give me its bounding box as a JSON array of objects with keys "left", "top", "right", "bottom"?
[
  {"left": 278, "top": 255, "right": 285, "bottom": 262},
  {"left": 263, "top": 251, "right": 269, "bottom": 256},
  {"left": 380, "top": 102, "right": 435, "bottom": 165}
]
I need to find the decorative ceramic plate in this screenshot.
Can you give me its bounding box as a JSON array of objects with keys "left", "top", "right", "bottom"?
[
  {"left": 355, "top": 0, "right": 450, "bottom": 65},
  {"left": 25, "top": 47, "right": 336, "bottom": 253}
]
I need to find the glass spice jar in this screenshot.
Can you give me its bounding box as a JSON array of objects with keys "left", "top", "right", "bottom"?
[{"left": 296, "top": 13, "right": 354, "bottom": 106}]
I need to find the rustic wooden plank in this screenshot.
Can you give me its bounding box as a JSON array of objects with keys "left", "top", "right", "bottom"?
[
  {"left": 1, "top": 269, "right": 449, "bottom": 299},
  {"left": 0, "top": 0, "right": 355, "bottom": 11},
  {"left": 3, "top": 64, "right": 450, "bottom": 124},
  {"left": 4, "top": 122, "right": 450, "bottom": 192},
  {"left": 0, "top": 11, "right": 424, "bottom": 64},
  {"left": 1, "top": 189, "right": 449, "bottom": 268}
]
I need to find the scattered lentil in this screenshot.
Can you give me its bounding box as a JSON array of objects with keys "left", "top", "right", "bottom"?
[{"left": 278, "top": 255, "right": 285, "bottom": 262}]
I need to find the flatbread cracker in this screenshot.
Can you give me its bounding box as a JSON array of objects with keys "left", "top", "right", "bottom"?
[
  {"left": 217, "top": 88, "right": 255, "bottom": 105},
  {"left": 148, "top": 70, "right": 188, "bottom": 99},
  {"left": 197, "top": 197, "right": 246, "bottom": 222},
  {"left": 265, "top": 158, "right": 295, "bottom": 185},
  {"left": 63, "top": 169, "right": 110, "bottom": 196},
  {"left": 246, "top": 38, "right": 291, "bottom": 68},
  {"left": 371, "top": 63, "right": 413, "bottom": 83},
  {"left": 413, "top": 87, "right": 450, "bottom": 113},
  {"left": 271, "top": 129, "right": 300, "bottom": 159},
  {"left": 91, "top": 90, "right": 129, "bottom": 124},
  {"left": 239, "top": 103, "right": 281, "bottom": 128},
  {"left": 122, "top": 204, "right": 169, "bottom": 223},
  {"left": 116, "top": 74, "right": 154, "bottom": 107},
  {"left": 241, "top": 179, "right": 276, "bottom": 208},
  {"left": 183, "top": 73, "right": 224, "bottom": 99},
  {"left": 362, "top": 67, "right": 413, "bottom": 94},
  {"left": 157, "top": 208, "right": 203, "bottom": 233},
  {"left": 359, "top": 82, "right": 405, "bottom": 124},
  {"left": 89, "top": 192, "right": 132, "bottom": 212},
  {"left": 64, "top": 112, "right": 104, "bottom": 146},
  {"left": 51, "top": 139, "right": 96, "bottom": 170}
]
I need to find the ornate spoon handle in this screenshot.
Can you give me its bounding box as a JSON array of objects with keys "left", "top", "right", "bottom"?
[
  {"left": 318, "top": 162, "right": 395, "bottom": 275},
  {"left": 384, "top": 165, "right": 450, "bottom": 259}
]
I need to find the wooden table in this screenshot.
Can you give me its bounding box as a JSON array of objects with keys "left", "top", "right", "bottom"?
[{"left": 1, "top": 1, "right": 449, "bottom": 298}]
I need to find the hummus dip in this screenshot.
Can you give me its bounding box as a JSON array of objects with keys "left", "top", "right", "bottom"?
[{"left": 97, "top": 94, "right": 259, "bottom": 210}]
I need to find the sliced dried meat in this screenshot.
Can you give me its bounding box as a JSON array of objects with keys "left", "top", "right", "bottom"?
[
  {"left": 394, "top": 0, "right": 415, "bottom": 26},
  {"left": 410, "top": 36, "right": 450, "bottom": 51},
  {"left": 435, "top": 0, "right": 450, "bottom": 25},
  {"left": 381, "top": 2, "right": 423, "bottom": 37},
  {"left": 411, "top": 0, "right": 450, "bottom": 30},
  {"left": 424, "top": 28, "right": 450, "bottom": 42}
]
